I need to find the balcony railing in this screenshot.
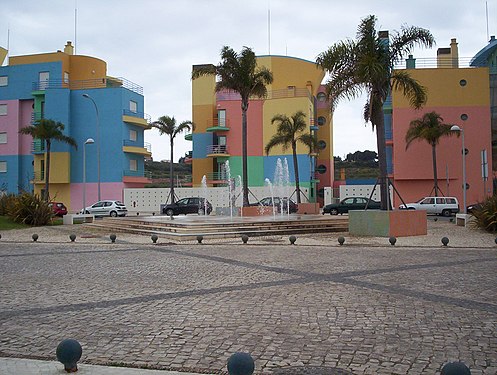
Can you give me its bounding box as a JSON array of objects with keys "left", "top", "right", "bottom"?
[
  {"left": 122, "top": 109, "right": 152, "bottom": 124},
  {"left": 32, "top": 76, "right": 143, "bottom": 95},
  {"left": 31, "top": 141, "right": 46, "bottom": 154},
  {"left": 33, "top": 170, "right": 45, "bottom": 182},
  {"left": 206, "top": 172, "right": 229, "bottom": 181},
  {"left": 216, "top": 88, "right": 312, "bottom": 102},
  {"left": 206, "top": 145, "right": 228, "bottom": 155},
  {"left": 393, "top": 57, "right": 482, "bottom": 70},
  {"left": 123, "top": 170, "right": 152, "bottom": 179},
  {"left": 31, "top": 112, "right": 43, "bottom": 123},
  {"left": 123, "top": 140, "right": 152, "bottom": 153}
]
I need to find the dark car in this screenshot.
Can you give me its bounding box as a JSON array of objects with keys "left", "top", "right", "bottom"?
[
  {"left": 48, "top": 202, "right": 68, "bottom": 216},
  {"left": 467, "top": 202, "right": 483, "bottom": 215},
  {"left": 254, "top": 197, "right": 298, "bottom": 214},
  {"left": 323, "top": 197, "right": 381, "bottom": 215},
  {"left": 162, "top": 197, "right": 212, "bottom": 216}
]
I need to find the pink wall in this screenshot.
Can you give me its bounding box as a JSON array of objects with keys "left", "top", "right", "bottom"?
[
  {"left": 392, "top": 106, "right": 492, "bottom": 207},
  {"left": 0, "top": 100, "right": 34, "bottom": 156},
  {"left": 70, "top": 182, "right": 125, "bottom": 212}
]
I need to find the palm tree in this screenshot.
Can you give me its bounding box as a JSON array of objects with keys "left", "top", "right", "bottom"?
[
  {"left": 151, "top": 115, "right": 193, "bottom": 204},
  {"left": 265, "top": 111, "right": 316, "bottom": 204},
  {"left": 192, "top": 46, "right": 273, "bottom": 206},
  {"left": 405, "top": 111, "right": 458, "bottom": 197},
  {"left": 19, "top": 119, "right": 77, "bottom": 201},
  {"left": 317, "top": 15, "right": 434, "bottom": 210}
]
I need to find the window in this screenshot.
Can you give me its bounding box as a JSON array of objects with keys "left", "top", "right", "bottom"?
[
  {"left": 317, "top": 92, "right": 326, "bottom": 102},
  {"left": 459, "top": 79, "right": 467, "bottom": 86},
  {"left": 317, "top": 116, "right": 326, "bottom": 126},
  {"left": 129, "top": 100, "right": 137, "bottom": 113},
  {"left": 460, "top": 114, "right": 468, "bottom": 121},
  {"left": 218, "top": 135, "right": 226, "bottom": 146},
  {"left": 316, "top": 164, "right": 327, "bottom": 174},
  {"left": 130, "top": 159, "right": 137, "bottom": 171},
  {"left": 64, "top": 72, "right": 69, "bottom": 84},
  {"left": 218, "top": 109, "right": 226, "bottom": 127},
  {"left": 0, "top": 161, "right": 6, "bottom": 173},
  {"left": 421, "top": 198, "right": 434, "bottom": 205},
  {"left": 39, "top": 72, "right": 49, "bottom": 90},
  {"left": 318, "top": 140, "right": 326, "bottom": 150},
  {"left": 0, "top": 132, "right": 6, "bottom": 143},
  {"left": 436, "top": 198, "right": 444, "bottom": 204},
  {"left": 0, "top": 104, "right": 6, "bottom": 115},
  {"left": 130, "top": 130, "right": 137, "bottom": 141},
  {"left": 0, "top": 76, "right": 7, "bottom": 86}
]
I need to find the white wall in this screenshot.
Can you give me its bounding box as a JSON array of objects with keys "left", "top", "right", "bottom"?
[{"left": 339, "top": 184, "right": 392, "bottom": 202}]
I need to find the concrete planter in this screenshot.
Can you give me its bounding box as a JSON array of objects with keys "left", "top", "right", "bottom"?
[
  {"left": 241, "top": 206, "right": 274, "bottom": 216},
  {"left": 349, "top": 210, "right": 427, "bottom": 237},
  {"left": 297, "top": 203, "right": 320, "bottom": 215}
]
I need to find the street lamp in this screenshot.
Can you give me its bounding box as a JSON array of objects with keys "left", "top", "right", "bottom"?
[
  {"left": 83, "top": 138, "right": 95, "bottom": 213},
  {"left": 450, "top": 125, "right": 466, "bottom": 214},
  {"left": 82, "top": 94, "right": 101, "bottom": 201}
]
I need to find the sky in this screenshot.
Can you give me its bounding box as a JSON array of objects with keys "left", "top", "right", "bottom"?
[{"left": 1, "top": 0, "right": 495, "bottom": 162}]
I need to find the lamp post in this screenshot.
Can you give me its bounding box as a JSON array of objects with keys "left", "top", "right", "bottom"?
[
  {"left": 82, "top": 94, "right": 101, "bottom": 201},
  {"left": 450, "top": 125, "right": 466, "bottom": 214},
  {"left": 83, "top": 138, "right": 95, "bottom": 213}
]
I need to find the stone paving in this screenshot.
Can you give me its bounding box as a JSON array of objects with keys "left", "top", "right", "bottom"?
[{"left": 0, "top": 222, "right": 496, "bottom": 374}]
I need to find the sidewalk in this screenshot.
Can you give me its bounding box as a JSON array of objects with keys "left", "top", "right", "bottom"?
[{"left": 0, "top": 357, "right": 207, "bottom": 375}]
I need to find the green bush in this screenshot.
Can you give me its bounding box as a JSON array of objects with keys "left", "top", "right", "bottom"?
[
  {"left": 6, "top": 193, "right": 54, "bottom": 226},
  {"left": 470, "top": 195, "right": 497, "bottom": 232},
  {"left": 0, "top": 193, "right": 16, "bottom": 216}
]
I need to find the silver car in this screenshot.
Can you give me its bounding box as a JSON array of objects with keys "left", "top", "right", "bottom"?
[{"left": 82, "top": 200, "right": 128, "bottom": 217}]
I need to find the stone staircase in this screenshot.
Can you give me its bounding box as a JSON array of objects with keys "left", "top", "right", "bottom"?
[{"left": 88, "top": 214, "right": 349, "bottom": 241}]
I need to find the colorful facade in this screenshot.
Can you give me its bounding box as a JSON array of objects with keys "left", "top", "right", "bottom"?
[
  {"left": 191, "top": 55, "right": 333, "bottom": 204},
  {"left": 0, "top": 42, "right": 151, "bottom": 211},
  {"left": 390, "top": 38, "right": 495, "bottom": 207}
]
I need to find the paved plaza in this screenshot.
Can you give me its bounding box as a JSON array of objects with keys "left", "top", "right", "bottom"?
[{"left": 0, "top": 225, "right": 496, "bottom": 374}]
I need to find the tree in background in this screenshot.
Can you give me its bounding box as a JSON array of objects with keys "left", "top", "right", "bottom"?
[
  {"left": 405, "top": 111, "right": 458, "bottom": 196},
  {"left": 151, "top": 116, "right": 193, "bottom": 203},
  {"left": 317, "top": 15, "right": 434, "bottom": 209},
  {"left": 265, "top": 111, "right": 316, "bottom": 204},
  {"left": 19, "top": 119, "right": 77, "bottom": 201},
  {"left": 192, "top": 46, "right": 273, "bottom": 206}
]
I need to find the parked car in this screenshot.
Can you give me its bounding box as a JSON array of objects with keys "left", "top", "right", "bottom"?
[
  {"left": 82, "top": 200, "right": 128, "bottom": 217},
  {"left": 162, "top": 197, "right": 212, "bottom": 216},
  {"left": 323, "top": 197, "right": 381, "bottom": 215},
  {"left": 398, "top": 196, "right": 459, "bottom": 217},
  {"left": 252, "top": 197, "right": 298, "bottom": 213},
  {"left": 467, "top": 202, "right": 483, "bottom": 215},
  {"left": 48, "top": 202, "right": 67, "bottom": 216}
]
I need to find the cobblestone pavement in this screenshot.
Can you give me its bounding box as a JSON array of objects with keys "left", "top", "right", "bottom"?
[{"left": 0, "top": 228, "right": 496, "bottom": 374}]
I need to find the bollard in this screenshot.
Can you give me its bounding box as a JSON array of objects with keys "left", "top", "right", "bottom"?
[
  {"left": 69, "top": 234, "right": 76, "bottom": 242},
  {"left": 389, "top": 236, "right": 397, "bottom": 246},
  {"left": 441, "top": 237, "right": 449, "bottom": 246},
  {"left": 338, "top": 236, "right": 345, "bottom": 246},
  {"left": 56, "top": 338, "right": 82, "bottom": 373},
  {"left": 441, "top": 361, "right": 471, "bottom": 375},
  {"left": 227, "top": 352, "right": 255, "bottom": 375},
  {"left": 494, "top": 237, "right": 497, "bottom": 245},
  {"left": 289, "top": 235, "right": 297, "bottom": 245},
  {"left": 197, "top": 235, "right": 203, "bottom": 244},
  {"left": 152, "top": 212, "right": 155, "bottom": 216},
  {"left": 241, "top": 234, "right": 249, "bottom": 244},
  {"left": 110, "top": 234, "right": 117, "bottom": 243},
  {"left": 32, "top": 233, "right": 39, "bottom": 242},
  {"left": 151, "top": 234, "right": 158, "bottom": 244}
]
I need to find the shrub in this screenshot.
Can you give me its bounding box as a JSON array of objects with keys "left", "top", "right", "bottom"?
[
  {"left": 470, "top": 195, "right": 497, "bottom": 232},
  {"left": 0, "top": 193, "right": 16, "bottom": 216},
  {"left": 6, "top": 193, "right": 54, "bottom": 226}
]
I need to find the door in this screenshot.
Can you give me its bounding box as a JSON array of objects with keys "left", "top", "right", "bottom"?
[
  {"left": 419, "top": 197, "right": 436, "bottom": 213},
  {"left": 39, "top": 72, "right": 49, "bottom": 90}
]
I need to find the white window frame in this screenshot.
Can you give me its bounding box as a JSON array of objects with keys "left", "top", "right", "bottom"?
[
  {"left": 130, "top": 159, "right": 137, "bottom": 171},
  {"left": 0, "top": 132, "right": 6, "bottom": 144},
  {"left": 0, "top": 161, "right": 6, "bottom": 173},
  {"left": 0, "top": 104, "right": 6, "bottom": 116},
  {"left": 0, "top": 76, "right": 7, "bottom": 87},
  {"left": 39, "top": 72, "right": 49, "bottom": 90},
  {"left": 129, "top": 129, "right": 137, "bottom": 141},
  {"left": 129, "top": 100, "right": 137, "bottom": 113}
]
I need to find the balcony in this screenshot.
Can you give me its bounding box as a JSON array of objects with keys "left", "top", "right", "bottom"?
[
  {"left": 122, "top": 110, "right": 152, "bottom": 128},
  {"left": 206, "top": 145, "right": 230, "bottom": 158},
  {"left": 123, "top": 169, "right": 152, "bottom": 184},
  {"left": 206, "top": 118, "right": 230, "bottom": 132},
  {"left": 206, "top": 172, "right": 229, "bottom": 183},
  {"left": 31, "top": 112, "right": 43, "bottom": 124},
  {"left": 33, "top": 170, "right": 45, "bottom": 183},
  {"left": 123, "top": 140, "right": 152, "bottom": 157},
  {"left": 31, "top": 140, "right": 46, "bottom": 154},
  {"left": 31, "top": 76, "right": 143, "bottom": 95},
  {"left": 184, "top": 133, "right": 193, "bottom": 141}
]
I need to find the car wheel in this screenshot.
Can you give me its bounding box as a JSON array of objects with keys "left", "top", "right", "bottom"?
[
  {"left": 110, "top": 211, "right": 118, "bottom": 217},
  {"left": 85, "top": 210, "right": 90, "bottom": 214},
  {"left": 165, "top": 208, "right": 174, "bottom": 216},
  {"left": 330, "top": 208, "right": 339, "bottom": 215},
  {"left": 442, "top": 209, "right": 451, "bottom": 217}
]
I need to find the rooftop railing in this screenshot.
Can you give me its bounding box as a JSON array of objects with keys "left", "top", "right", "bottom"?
[
  {"left": 216, "top": 88, "right": 312, "bottom": 102},
  {"left": 122, "top": 109, "right": 152, "bottom": 123},
  {"left": 32, "top": 76, "right": 143, "bottom": 95},
  {"left": 393, "top": 57, "right": 491, "bottom": 70}
]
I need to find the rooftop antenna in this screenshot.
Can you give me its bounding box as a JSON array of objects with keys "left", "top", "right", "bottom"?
[
  {"left": 74, "top": 0, "right": 77, "bottom": 54},
  {"left": 267, "top": 0, "right": 271, "bottom": 55},
  {"left": 486, "top": 1, "right": 489, "bottom": 41}
]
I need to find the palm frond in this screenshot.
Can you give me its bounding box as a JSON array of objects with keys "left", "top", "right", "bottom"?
[
  {"left": 391, "top": 70, "right": 427, "bottom": 109},
  {"left": 390, "top": 25, "right": 435, "bottom": 64}
]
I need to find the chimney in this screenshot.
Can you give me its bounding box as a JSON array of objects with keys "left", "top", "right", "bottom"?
[
  {"left": 437, "top": 38, "right": 458, "bottom": 68},
  {"left": 64, "top": 41, "right": 74, "bottom": 55},
  {"left": 450, "top": 38, "right": 459, "bottom": 68}
]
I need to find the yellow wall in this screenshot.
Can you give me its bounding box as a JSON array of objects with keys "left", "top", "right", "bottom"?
[
  {"left": 192, "top": 159, "right": 212, "bottom": 186},
  {"left": 34, "top": 153, "right": 70, "bottom": 183},
  {"left": 393, "top": 67, "right": 490, "bottom": 107}
]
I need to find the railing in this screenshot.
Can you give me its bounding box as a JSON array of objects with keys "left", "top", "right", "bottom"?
[
  {"left": 31, "top": 76, "right": 143, "bottom": 95},
  {"left": 206, "top": 145, "right": 228, "bottom": 155},
  {"left": 33, "top": 170, "right": 45, "bottom": 181},
  {"left": 216, "top": 88, "right": 312, "bottom": 102},
  {"left": 123, "top": 140, "right": 152, "bottom": 153},
  {"left": 31, "top": 112, "right": 43, "bottom": 123},
  {"left": 31, "top": 141, "right": 45, "bottom": 154},
  {"left": 123, "top": 170, "right": 152, "bottom": 179},
  {"left": 206, "top": 172, "right": 229, "bottom": 181},
  {"left": 122, "top": 109, "right": 152, "bottom": 123},
  {"left": 393, "top": 57, "right": 482, "bottom": 70},
  {"left": 207, "top": 118, "right": 230, "bottom": 127}
]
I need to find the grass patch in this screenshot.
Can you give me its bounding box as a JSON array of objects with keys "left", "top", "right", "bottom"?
[{"left": 0, "top": 216, "right": 30, "bottom": 230}]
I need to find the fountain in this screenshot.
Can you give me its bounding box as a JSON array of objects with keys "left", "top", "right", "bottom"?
[
  {"left": 264, "top": 178, "right": 276, "bottom": 217},
  {"left": 201, "top": 175, "right": 208, "bottom": 215}
]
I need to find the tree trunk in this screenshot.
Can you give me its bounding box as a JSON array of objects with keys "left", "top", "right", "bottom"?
[
  {"left": 292, "top": 141, "right": 301, "bottom": 203},
  {"left": 241, "top": 99, "right": 249, "bottom": 206},
  {"left": 170, "top": 136, "right": 175, "bottom": 203},
  {"left": 44, "top": 141, "right": 51, "bottom": 201},
  {"left": 432, "top": 143, "right": 439, "bottom": 197},
  {"left": 374, "top": 111, "right": 390, "bottom": 210}
]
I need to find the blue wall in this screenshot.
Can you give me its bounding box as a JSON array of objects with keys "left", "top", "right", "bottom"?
[{"left": 263, "top": 155, "right": 312, "bottom": 184}]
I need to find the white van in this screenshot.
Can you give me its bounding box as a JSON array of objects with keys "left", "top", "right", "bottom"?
[{"left": 399, "top": 196, "right": 459, "bottom": 217}]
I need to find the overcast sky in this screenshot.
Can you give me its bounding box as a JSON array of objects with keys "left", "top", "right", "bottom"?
[{"left": 2, "top": 0, "right": 495, "bottom": 161}]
